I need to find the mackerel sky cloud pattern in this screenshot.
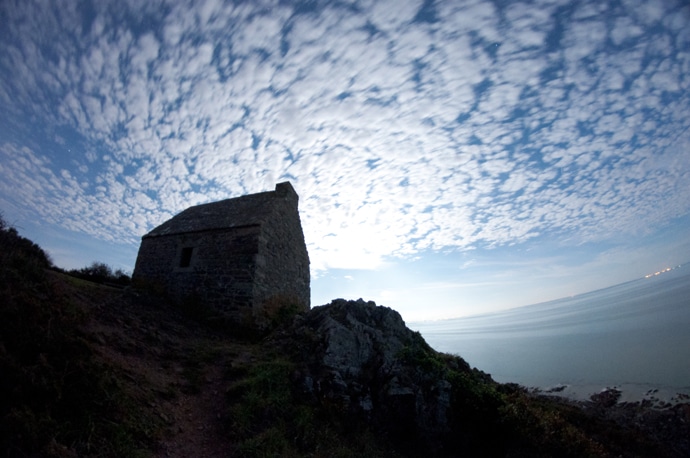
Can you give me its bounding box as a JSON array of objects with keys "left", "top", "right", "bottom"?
[{"left": 1, "top": 0, "right": 689, "bottom": 318}]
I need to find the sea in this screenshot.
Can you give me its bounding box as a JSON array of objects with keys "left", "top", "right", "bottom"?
[{"left": 410, "top": 265, "right": 690, "bottom": 402}]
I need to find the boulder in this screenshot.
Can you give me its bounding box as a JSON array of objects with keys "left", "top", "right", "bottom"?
[{"left": 282, "top": 298, "right": 472, "bottom": 450}]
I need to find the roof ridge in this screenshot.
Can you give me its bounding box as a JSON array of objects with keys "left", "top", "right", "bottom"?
[{"left": 143, "top": 185, "right": 286, "bottom": 238}]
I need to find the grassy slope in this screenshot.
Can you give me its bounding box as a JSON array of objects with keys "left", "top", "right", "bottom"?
[{"left": 1, "top": 224, "right": 687, "bottom": 457}]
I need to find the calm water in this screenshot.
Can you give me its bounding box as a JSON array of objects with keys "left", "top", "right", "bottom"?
[{"left": 411, "top": 266, "right": 690, "bottom": 394}]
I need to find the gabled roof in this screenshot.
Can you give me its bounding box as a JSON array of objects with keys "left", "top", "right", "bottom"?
[{"left": 143, "top": 182, "right": 296, "bottom": 238}]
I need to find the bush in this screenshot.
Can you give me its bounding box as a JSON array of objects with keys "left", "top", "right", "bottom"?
[
  {"left": 0, "top": 215, "right": 52, "bottom": 284},
  {"left": 67, "top": 262, "right": 131, "bottom": 287}
]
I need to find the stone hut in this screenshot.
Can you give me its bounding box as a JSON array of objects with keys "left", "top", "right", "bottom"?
[{"left": 132, "top": 182, "right": 310, "bottom": 324}]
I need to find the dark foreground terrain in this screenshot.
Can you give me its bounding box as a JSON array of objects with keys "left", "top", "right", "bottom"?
[{"left": 1, "top": 222, "right": 689, "bottom": 457}]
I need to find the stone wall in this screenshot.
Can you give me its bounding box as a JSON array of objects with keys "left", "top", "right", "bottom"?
[
  {"left": 132, "top": 181, "right": 310, "bottom": 326},
  {"left": 133, "top": 225, "right": 261, "bottom": 317},
  {"left": 254, "top": 185, "right": 310, "bottom": 314}
]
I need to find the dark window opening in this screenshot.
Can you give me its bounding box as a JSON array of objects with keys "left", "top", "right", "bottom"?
[{"left": 179, "top": 247, "right": 194, "bottom": 268}]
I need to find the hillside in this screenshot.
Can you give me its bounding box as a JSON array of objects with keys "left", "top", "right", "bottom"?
[{"left": 1, "top": 223, "right": 689, "bottom": 457}]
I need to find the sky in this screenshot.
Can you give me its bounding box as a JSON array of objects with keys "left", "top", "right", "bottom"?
[{"left": 1, "top": 0, "right": 689, "bottom": 322}]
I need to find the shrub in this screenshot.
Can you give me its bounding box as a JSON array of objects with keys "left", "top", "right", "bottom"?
[
  {"left": 0, "top": 215, "right": 52, "bottom": 284},
  {"left": 257, "top": 294, "right": 306, "bottom": 330},
  {"left": 67, "top": 262, "right": 131, "bottom": 287}
]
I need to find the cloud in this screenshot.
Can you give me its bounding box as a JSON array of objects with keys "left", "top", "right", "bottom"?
[{"left": 0, "top": 0, "right": 689, "bottom": 276}]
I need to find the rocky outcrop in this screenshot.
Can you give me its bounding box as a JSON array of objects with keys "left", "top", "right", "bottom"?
[
  {"left": 280, "top": 298, "right": 479, "bottom": 452},
  {"left": 272, "top": 298, "right": 690, "bottom": 456}
]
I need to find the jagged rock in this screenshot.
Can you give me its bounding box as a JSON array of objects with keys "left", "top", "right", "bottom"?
[
  {"left": 590, "top": 387, "right": 622, "bottom": 408},
  {"left": 282, "top": 298, "right": 471, "bottom": 451}
]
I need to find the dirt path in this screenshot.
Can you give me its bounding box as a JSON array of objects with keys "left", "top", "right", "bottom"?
[
  {"left": 79, "top": 286, "right": 255, "bottom": 457},
  {"left": 155, "top": 351, "right": 237, "bottom": 458}
]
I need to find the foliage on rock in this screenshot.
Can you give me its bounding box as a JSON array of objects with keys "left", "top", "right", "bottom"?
[{"left": 273, "top": 298, "right": 686, "bottom": 457}]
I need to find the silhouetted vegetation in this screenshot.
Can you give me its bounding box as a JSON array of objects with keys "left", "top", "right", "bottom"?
[
  {"left": 0, "top": 214, "right": 52, "bottom": 282},
  {"left": 67, "top": 261, "right": 131, "bottom": 287},
  {"left": 0, "top": 216, "right": 153, "bottom": 456}
]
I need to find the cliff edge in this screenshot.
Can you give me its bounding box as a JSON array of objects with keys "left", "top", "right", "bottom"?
[{"left": 2, "top": 219, "right": 689, "bottom": 456}]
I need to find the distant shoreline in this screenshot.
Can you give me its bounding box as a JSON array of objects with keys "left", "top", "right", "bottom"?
[{"left": 527, "top": 382, "right": 690, "bottom": 407}]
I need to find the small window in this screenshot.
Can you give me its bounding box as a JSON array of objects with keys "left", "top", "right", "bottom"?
[{"left": 179, "top": 247, "right": 194, "bottom": 268}]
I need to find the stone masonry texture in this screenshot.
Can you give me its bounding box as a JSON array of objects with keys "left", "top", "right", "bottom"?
[{"left": 132, "top": 182, "right": 310, "bottom": 326}]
